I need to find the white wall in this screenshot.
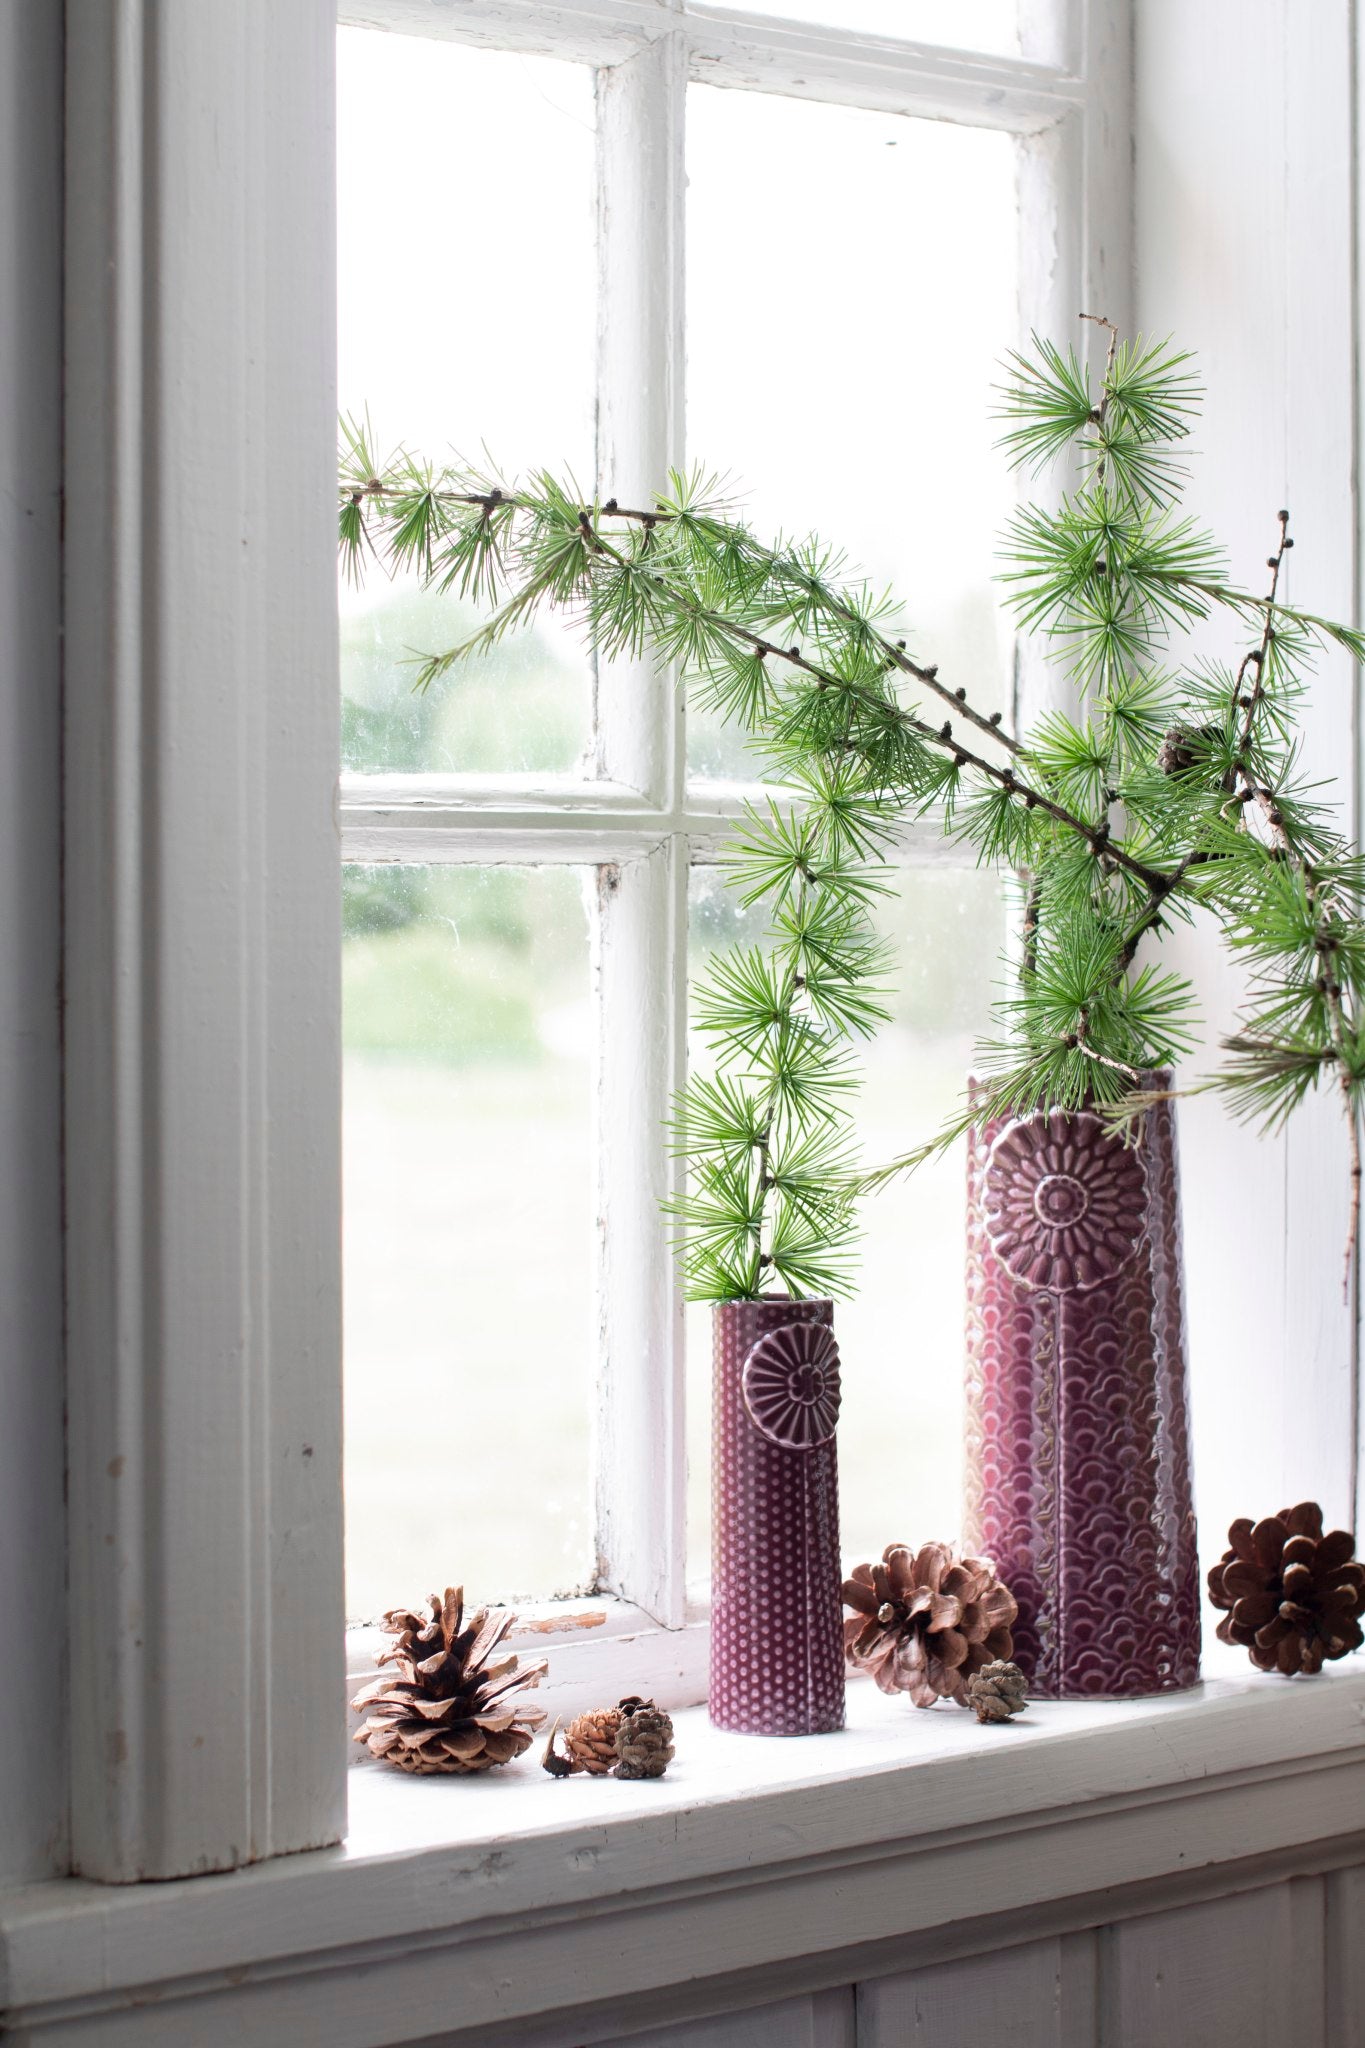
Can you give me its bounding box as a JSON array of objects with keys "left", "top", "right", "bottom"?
[
  {"left": 1134, "top": 0, "right": 1362, "bottom": 1552},
  {"left": 0, "top": 0, "right": 67, "bottom": 1884}
]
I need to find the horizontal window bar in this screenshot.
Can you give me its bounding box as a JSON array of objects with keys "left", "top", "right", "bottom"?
[
  {"left": 340, "top": 0, "right": 1083, "bottom": 132},
  {"left": 340, "top": 775, "right": 974, "bottom": 865}
]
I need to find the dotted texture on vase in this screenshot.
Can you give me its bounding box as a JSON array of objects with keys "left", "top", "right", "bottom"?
[
  {"left": 711, "top": 1299, "right": 846, "bottom": 1735},
  {"left": 964, "top": 1079, "right": 1201, "bottom": 1699}
]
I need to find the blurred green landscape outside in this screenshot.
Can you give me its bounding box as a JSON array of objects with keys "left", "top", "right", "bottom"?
[
  {"left": 342, "top": 669, "right": 1005, "bottom": 1616},
  {"left": 342, "top": 582, "right": 591, "bottom": 778}
]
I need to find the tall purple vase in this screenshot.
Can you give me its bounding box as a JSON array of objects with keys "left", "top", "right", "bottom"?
[
  {"left": 710, "top": 1297, "right": 845, "bottom": 1734},
  {"left": 964, "top": 1080, "right": 1201, "bottom": 1698}
]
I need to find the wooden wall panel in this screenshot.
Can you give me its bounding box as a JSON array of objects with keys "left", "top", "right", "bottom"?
[
  {"left": 398, "top": 1870, "right": 1360, "bottom": 2048},
  {"left": 608, "top": 1990, "right": 855, "bottom": 2048},
  {"left": 1103, "top": 1880, "right": 1325, "bottom": 2048},
  {"left": 0, "top": 0, "right": 67, "bottom": 1889},
  {"left": 1325, "top": 1864, "right": 1365, "bottom": 2044},
  {"left": 857, "top": 1934, "right": 1096, "bottom": 2048}
]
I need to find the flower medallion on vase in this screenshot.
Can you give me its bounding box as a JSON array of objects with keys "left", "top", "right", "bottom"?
[
  {"left": 741, "top": 1322, "right": 842, "bottom": 1450},
  {"left": 984, "top": 1110, "right": 1147, "bottom": 1295}
]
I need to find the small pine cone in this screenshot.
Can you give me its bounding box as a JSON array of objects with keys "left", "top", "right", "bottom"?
[
  {"left": 540, "top": 1719, "right": 575, "bottom": 1778},
  {"left": 564, "top": 1705, "right": 622, "bottom": 1776},
  {"left": 965, "top": 1658, "right": 1028, "bottom": 1725},
  {"left": 843, "top": 1542, "right": 1017, "bottom": 1709},
  {"left": 613, "top": 1696, "right": 675, "bottom": 1779},
  {"left": 1207, "top": 1503, "right": 1364, "bottom": 1676}
]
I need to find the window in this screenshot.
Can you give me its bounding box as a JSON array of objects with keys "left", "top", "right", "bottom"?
[
  {"left": 50, "top": 0, "right": 1364, "bottom": 1917},
  {"left": 337, "top": 0, "right": 1109, "bottom": 1669}
]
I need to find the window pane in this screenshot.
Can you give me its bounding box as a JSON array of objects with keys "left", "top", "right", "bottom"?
[
  {"left": 337, "top": 32, "right": 596, "bottom": 775},
  {"left": 730, "top": 1, "right": 1019, "bottom": 57},
  {"left": 344, "top": 865, "right": 594, "bottom": 1619},
  {"left": 686, "top": 86, "right": 1017, "bottom": 779},
  {"left": 685, "top": 863, "right": 1006, "bottom": 1580}
]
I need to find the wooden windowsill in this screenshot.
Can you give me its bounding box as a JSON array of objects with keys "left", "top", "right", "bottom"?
[{"left": 4, "top": 1654, "right": 1364, "bottom": 2046}]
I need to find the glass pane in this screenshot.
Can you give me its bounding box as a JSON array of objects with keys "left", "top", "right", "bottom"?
[
  {"left": 337, "top": 32, "right": 596, "bottom": 775},
  {"left": 685, "top": 863, "right": 1006, "bottom": 1581},
  {"left": 344, "top": 865, "right": 594, "bottom": 1619},
  {"left": 730, "top": 1, "right": 1019, "bottom": 57},
  {"left": 686, "top": 86, "right": 1018, "bottom": 779}
]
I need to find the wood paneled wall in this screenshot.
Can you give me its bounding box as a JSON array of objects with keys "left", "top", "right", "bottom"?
[
  {"left": 0, "top": 0, "right": 67, "bottom": 1889},
  {"left": 595, "top": 1870, "right": 1363, "bottom": 2048}
]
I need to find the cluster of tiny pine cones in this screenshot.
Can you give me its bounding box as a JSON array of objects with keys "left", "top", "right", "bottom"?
[{"left": 543, "top": 1696, "right": 676, "bottom": 1779}]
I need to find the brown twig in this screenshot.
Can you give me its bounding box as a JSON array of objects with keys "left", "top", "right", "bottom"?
[
  {"left": 1109, "top": 514, "right": 1295, "bottom": 981},
  {"left": 1021, "top": 879, "right": 1042, "bottom": 979},
  {"left": 1080, "top": 312, "right": 1121, "bottom": 486},
  {"left": 1307, "top": 876, "right": 1361, "bottom": 1300},
  {"left": 579, "top": 526, "right": 1172, "bottom": 894},
  {"left": 1214, "top": 511, "right": 1360, "bottom": 1299},
  {"left": 1069, "top": 1007, "right": 1140, "bottom": 1083},
  {"left": 346, "top": 476, "right": 1023, "bottom": 756}
]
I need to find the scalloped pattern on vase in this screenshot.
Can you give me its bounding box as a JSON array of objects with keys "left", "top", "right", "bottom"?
[
  {"left": 711, "top": 1299, "right": 845, "bottom": 1735},
  {"left": 964, "top": 1079, "right": 1200, "bottom": 1699}
]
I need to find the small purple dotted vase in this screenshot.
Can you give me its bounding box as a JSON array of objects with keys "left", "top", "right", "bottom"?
[
  {"left": 963, "top": 1078, "right": 1201, "bottom": 1699},
  {"left": 710, "top": 1297, "right": 846, "bottom": 1734}
]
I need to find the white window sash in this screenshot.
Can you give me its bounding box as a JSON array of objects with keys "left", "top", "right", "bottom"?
[
  {"left": 336, "top": 2, "right": 1131, "bottom": 1652},
  {"left": 54, "top": 0, "right": 1135, "bottom": 1882}
]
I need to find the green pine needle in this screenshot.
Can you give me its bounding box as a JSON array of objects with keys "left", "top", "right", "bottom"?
[{"left": 337, "top": 319, "right": 1365, "bottom": 1289}]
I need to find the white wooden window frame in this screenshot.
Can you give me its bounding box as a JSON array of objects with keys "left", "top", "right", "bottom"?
[
  {"left": 57, "top": 0, "right": 1137, "bottom": 1883},
  {"left": 337, "top": 0, "right": 1134, "bottom": 1719},
  {"left": 63, "top": 0, "right": 346, "bottom": 1883}
]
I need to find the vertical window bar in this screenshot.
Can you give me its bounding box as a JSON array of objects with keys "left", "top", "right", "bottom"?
[{"left": 591, "top": 31, "right": 689, "bottom": 1624}]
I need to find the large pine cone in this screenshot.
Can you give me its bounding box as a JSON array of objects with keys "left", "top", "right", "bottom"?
[
  {"left": 351, "top": 1587, "right": 548, "bottom": 1773},
  {"left": 843, "top": 1543, "right": 1018, "bottom": 1709},
  {"left": 1207, "top": 1504, "right": 1364, "bottom": 1676}
]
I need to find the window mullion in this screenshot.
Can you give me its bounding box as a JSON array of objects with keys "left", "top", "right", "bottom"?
[
  {"left": 591, "top": 28, "right": 688, "bottom": 1625},
  {"left": 593, "top": 30, "right": 685, "bottom": 802},
  {"left": 1012, "top": 0, "right": 1131, "bottom": 737},
  {"left": 592, "top": 841, "right": 689, "bottom": 1625}
]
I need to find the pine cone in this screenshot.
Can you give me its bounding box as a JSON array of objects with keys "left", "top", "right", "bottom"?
[
  {"left": 613, "top": 1696, "right": 675, "bottom": 1779},
  {"left": 351, "top": 1587, "right": 547, "bottom": 1774},
  {"left": 843, "top": 1542, "right": 1018, "bottom": 1709},
  {"left": 1157, "top": 722, "right": 1222, "bottom": 778},
  {"left": 1207, "top": 1503, "right": 1364, "bottom": 1676},
  {"left": 965, "top": 1658, "right": 1028, "bottom": 1724},
  {"left": 564, "top": 1704, "right": 623, "bottom": 1775}
]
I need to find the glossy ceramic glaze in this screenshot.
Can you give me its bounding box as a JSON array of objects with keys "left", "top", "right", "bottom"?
[
  {"left": 710, "top": 1297, "right": 845, "bottom": 1734},
  {"left": 964, "top": 1082, "right": 1201, "bottom": 1698}
]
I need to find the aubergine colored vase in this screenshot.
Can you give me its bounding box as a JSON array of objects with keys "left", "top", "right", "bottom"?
[
  {"left": 963, "top": 1078, "right": 1201, "bottom": 1698},
  {"left": 710, "top": 1297, "right": 845, "bottom": 1734}
]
